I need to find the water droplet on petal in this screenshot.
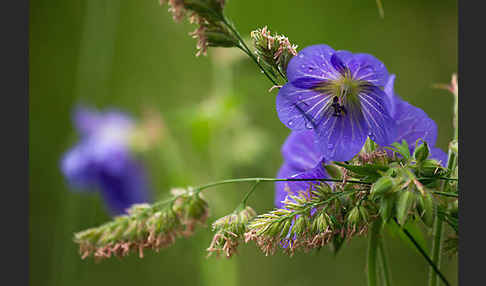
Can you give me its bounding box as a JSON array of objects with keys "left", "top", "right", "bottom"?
[
  {"left": 305, "top": 122, "right": 313, "bottom": 129},
  {"left": 288, "top": 120, "right": 294, "bottom": 127},
  {"left": 308, "top": 67, "right": 314, "bottom": 72},
  {"left": 299, "top": 54, "right": 304, "bottom": 58}
]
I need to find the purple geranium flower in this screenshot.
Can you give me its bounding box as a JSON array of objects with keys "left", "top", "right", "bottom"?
[
  {"left": 276, "top": 44, "right": 396, "bottom": 162},
  {"left": 61, "top": 106, "right": 152, "bottom": 215},
  {"left": 384, "top": 75, "right": 448, "bottom": 165},
  {"left": 275, "top": 130, "right": 327, "bottom": 208}
]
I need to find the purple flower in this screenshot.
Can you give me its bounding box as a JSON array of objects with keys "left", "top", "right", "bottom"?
[
  {"left": 275, "top": 130, "right": 327, "bottom": 208},
  {"left": 61, "top": 106, "right": 152, "bottom": 215},
  {"left": 276, "top": 44, "right": 396, "bottom": 162},
  {"left": 384, "top": 75, "right": 448, "bottom": 165}
]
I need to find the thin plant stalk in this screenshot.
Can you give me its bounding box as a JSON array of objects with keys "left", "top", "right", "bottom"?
[
  {"left": 367, "top": 219, "right": 382, "bottom": 286},
  {"left": 378, "top": 238, "right": 392, "bottom": 286}
]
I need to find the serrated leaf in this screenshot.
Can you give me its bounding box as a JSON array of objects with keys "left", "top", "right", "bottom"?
[{"left": 387, "top": 139, "right": 411, "bottom": 160}]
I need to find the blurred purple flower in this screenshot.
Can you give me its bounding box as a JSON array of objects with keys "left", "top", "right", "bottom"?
[
  {"left": 384, "top": 75, "right": 448, "bottom": 165},
  {"left": 277, "top": 44, "right": 396, "bottom": 162},
  {"left": 274, "top": 130, "right": 327, "bottom": 208},
  {"left": 61, "top": 106, "right": 152, "bottom": 215}
]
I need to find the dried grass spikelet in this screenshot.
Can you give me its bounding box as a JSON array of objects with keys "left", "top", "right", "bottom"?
[
  {"left": 74, "top": 188, "right": 210, "bottom": 261},
  {"left": 206, "top": 206, "right": 256, "bottom": 258}
]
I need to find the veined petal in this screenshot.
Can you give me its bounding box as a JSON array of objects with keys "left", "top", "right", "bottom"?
[
  {"left": 276, "top": 83, "right": 331, "bottom": 130},
  {"left": 392, "top": 96, "right": 438, "bottom": 146},
  {"left": 384, "top": 74, "right": 397, "bottom": 115},
  {"left": 430, "top": 147, "right": 448, "bottom": 167},
  {"left": 281, "top": 130, "right": 323, "bottom": 172},
  {"left": 286, "top": 44, "right": 340, "bottom": 87},
  {"left": 316, "top": 100, "right": 369, "bottom": 162},
  {"left": 348, "top": 53, "right": 389, "bottom": 86},
  {"left": 359, "top": 86, "right": 396, "bottom": 146}
]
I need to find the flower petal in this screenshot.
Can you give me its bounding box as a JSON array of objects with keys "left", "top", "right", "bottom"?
[
  {"left": 274, "top": 162, "right": 327, "bottom": 208},
  {"left": 281, "top": 130, "right": 323, "bottom": 171},
  {"left": 286, "top": 44, "right": 340, "bottom": 87},
  {"left": 359, "top": 86, "right": 397, "bottom": 146},
  {"left": 346, "top": 52, "right": 389, "bottom": 86},
  {"left": 430, "top": 147, "right": 448, "bottom": 167},
  {"left": 97, "top": 159, "right": 151, "bottom": 215},
  {"left": 392, "top": 97, "right": 438, "bottom": 147},
  {"left": 74, "top": 106, "right": 103, "bottom": 137},
  {"left": 384, "top": 74, "right": 397, "bottom": 115},
  {"left": 315, "top": 100, "right": 369, "bottom": 162},
  {"left": 276, "top": 83, "right": 331, "bottom": 131}
]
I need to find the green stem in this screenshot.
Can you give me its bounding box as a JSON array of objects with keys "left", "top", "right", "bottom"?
[
  {"left": 241, "top": 181, "right": 260, "bottom": 206},
  {"left": 221, "top": 17, "right": 279, "bottom": 86},
  {"left": 194, "top": 177, "right": 371, "bottom": 193},
  {"left": 429, "top": 213, "right": 445, "bottom": 286},
  {"left": 429, "top": 146, "right": 457, "bottom": 286},
  {"left": 367, "top": 219, "right": 382, "bottom": 286},
  {"left": 378, "top": 237, "right": 392, "bottom": 286}
]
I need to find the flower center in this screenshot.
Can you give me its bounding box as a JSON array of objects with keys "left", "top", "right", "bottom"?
[{"left": 314, "top": 73, "right": 366, "bottom": 116}]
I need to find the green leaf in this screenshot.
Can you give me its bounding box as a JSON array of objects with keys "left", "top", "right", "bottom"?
[
  {"left": 334, "top": 162, "right": 388, "bottom": 181},
  {"left": 386, "top": 139, "right": 411, "bottom": 160}
]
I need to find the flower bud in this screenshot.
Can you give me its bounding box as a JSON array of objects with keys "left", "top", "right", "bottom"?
[
  {"left": 371, "top": 176, "right": 394, "bottom": 198},
  {"left": 416, "top": 193, "right": 434, "bottom": 227},
  {"left": 396, "top": 190, "right": 415, "bottom": 225},
  {"left": 413, "top": 141, "right": 430, "bottom": 163},
  {"left": 417, "top": 159, "right": 447, "bottom": 177}
]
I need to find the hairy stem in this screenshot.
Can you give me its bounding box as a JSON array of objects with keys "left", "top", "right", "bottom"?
[
  {"left": 221, "top": 16, "right": 279, "bottom": 86},
  {"left": 378, "top": 237, "right": 392, "bottom": 286},
  {"left": 429, "top": 145, "right": 457, "bottom": 286},
  {"left": 367, "top": 219, "right": 382, "bottom": 286}
]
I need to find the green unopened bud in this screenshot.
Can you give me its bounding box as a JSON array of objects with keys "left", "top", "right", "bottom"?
[
  {"left": 416, "top": 193, "right": 434, "bottom": 227},
  {"left": 449, "top": 140, "right": 458, "bottom": 154},
  {"left": 418, "top": 159, "right": 447, "bottom": 177},
  {"left": 396, "top": 191, "right": 415, "bottom": 225},
  {"left": 379, "top": 195, "right": 394, "bottom": 222},
  {"left": 413, "top": 141, "right": 430, "bottom": 163},
  {"left": 371, "top": 176, "right": 394, "bottom": 198}
]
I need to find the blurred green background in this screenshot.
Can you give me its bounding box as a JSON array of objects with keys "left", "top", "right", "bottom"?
[{"left": 30, "top": 0, "right": 457, "bottom": 285}]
